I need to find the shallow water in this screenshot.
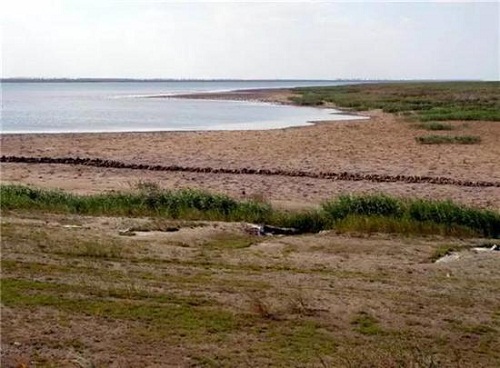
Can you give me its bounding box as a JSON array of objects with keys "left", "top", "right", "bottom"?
[{"left": 1, "top": 81, "right": 366, "bottom": 134}]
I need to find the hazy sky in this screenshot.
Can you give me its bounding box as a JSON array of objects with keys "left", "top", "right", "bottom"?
[{"left": 1, "top": 0, "right": 498, "bottom": 80}]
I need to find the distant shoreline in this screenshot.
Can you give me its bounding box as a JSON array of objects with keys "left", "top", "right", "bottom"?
[
  {"left": 0, "top": 78, "right": 468, "bottom": 83},
  {"left": 1, "top": 78, "right": 353, "bottom": 83}
]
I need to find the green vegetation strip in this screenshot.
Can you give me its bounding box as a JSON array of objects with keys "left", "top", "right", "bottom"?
[
  {"left": 2, "top": 185, "right": 499, "bottom": 238},
  {"left": 290, "top": 82, "right": 500, "bottom": 121},
  {"left": 415, "top": 122, "right": 454, "bottom": 131},
  {"left": 416, "top": 135, "right": 481, "bottom": 145},
  {"left": 1, "top": 278, "right": 237, "bottom": 337}
]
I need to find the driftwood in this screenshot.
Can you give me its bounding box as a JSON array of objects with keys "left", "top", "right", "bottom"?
[{"left": 246, "top": 224, "right": 300, "bottom": 236}]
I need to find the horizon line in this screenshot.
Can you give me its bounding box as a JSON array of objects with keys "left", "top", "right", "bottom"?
[{"left": 1, "top": 77, "right": 492, "bottom": 83}]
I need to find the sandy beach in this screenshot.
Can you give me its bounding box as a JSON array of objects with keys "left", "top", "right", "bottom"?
[{"left": 2, "top": 89, "right": 500, "bottom": 209}]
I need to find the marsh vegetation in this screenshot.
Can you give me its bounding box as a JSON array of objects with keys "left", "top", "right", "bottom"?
[{"left": 290, "top": 82, "right": 500, "bottom": 122}]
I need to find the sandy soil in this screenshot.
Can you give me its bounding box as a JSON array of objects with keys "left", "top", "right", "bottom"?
[{"left": 1, "top": 89, "right": 499, "bottom": 209}]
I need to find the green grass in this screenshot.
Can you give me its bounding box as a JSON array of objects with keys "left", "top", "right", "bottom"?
[
  {"left": 323, "top": 194, "right": 500, "bottom": 238},
  {"left": 416, "top": 135, "right": 481, "bottom": 145},
  {"left": 58, "top": 240, "right": 125, "bottom": 259},
  {"left": 2, "top": 276, "right": 338, "bottom": 366},
  {"left": 415, "top": 122, "right": 454, "bottom": 131},
  {"left": 290, "top": 82, "right": 500, "bottom": 122},
  {"left": 2, "top": 185, "right": 499, "bottom": 238},
  {"left": 351, "top": 311, "right": 384, "bottom": 335},
  {"left": 322, "top": 194, "right": 403, "bottom": 219},
  {"left": 334, "top": 216, "right": 478, "bottom": 238},
  {"left": 1, "top": 278, "right": 236, "bottom": 337},
  {"left": 0, "top": 184, "right": 272, "bottom": 222}
]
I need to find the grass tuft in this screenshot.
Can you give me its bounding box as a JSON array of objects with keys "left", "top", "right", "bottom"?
[
  {"left": 322, "top": 194, "right": 403, "bottom": 219},
  {"left": 416, "top": 135, "right": 481, "bottom": 145},
  {"left": 415, "top": 122, "right": 454, "bottom": 131},
  {"left": 351, "top": 311, "right": 384, "bottom": 335}
]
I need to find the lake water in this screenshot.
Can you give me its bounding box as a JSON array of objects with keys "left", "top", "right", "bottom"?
[{"left": 1, "top": 80, "right": 366, "bottom": 134}]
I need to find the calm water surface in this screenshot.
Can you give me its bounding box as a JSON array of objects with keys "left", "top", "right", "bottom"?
[{"left": 1, "top": 81, "right": 366, "bottom": 134}]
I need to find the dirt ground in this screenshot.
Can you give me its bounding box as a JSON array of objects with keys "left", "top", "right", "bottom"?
[
  {"left": 2, "top": 212, "right": 500, "bottom": 367},
  {"left": 1, "top": 89, "right": 500, "bottom": 210}
]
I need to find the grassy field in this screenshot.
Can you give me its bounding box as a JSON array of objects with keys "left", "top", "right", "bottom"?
[
  {"left": 290, "top": 82, "right": 500, "bottom": 122},
  {"left": 2, "top": 207, "right": 500, "bottom": 367}
]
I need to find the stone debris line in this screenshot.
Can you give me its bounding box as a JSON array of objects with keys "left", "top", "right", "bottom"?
[{"left": 2, "top": 155, "right": 500, "bottom": 188}]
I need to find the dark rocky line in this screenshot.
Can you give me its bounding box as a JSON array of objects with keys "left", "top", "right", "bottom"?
[{"left": 1, "top": 155, "right": 499, "bottom": 188}]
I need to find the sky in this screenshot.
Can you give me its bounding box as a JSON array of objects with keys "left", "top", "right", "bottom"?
[{"left": 1, "top": 0, "right": 498, "bottom": 80}]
